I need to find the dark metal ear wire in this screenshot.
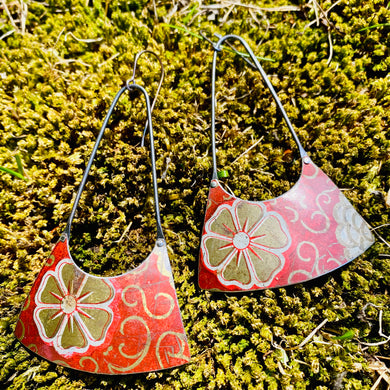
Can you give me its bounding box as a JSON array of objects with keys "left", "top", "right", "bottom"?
[
  {"left": 65, "top": 52, "right": 165, "bottom": 241},
  {"left": 210, "top": 34, "right": 308, "bottom": 180},
  {"left": 65, "top": 86, "right": 128, "bottom": 238},
  {"left": 126, "top": 50, "right": 165, "bottom": 146},
  {"left": 126, "top": 82, "right": 164, "bottom": 240},
  {"left": 221, "top": 40, "right": 257, "bottom": 69},
  {"left": 199, "top": 31, "right": 222, "bottom": 52},
  {"left": 200, "top": 31, "right": 256, "bottom": 68}
]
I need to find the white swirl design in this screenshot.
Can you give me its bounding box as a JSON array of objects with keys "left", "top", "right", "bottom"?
[
  {"left": 333, "top": 194, "right": 375, "bottom": 259},
  {"left": 300, "top": 189, "right": 334, "bottom": 234}
]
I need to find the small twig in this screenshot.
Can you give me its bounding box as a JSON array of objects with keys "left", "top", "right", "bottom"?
[
  {"left": 221, "top": 4, "right": 235, "bottom": 24},
  {"left": 370, "top": 371, "right": 387, "bottom": 390},
  {"left": 163, "top": 0, "right": 178, "bottom": 23},
  {"left": 54, "top": 27, "right": 65, "bottom": 46},
  {"left": 1, "top": 0, "right": 18, "bottom": 30},
  {"left": 314, "top": 0, "right": 332, "bottom": 27},
  {"left": 362, "top": 338, "right": 390, "bottom": 347},
  {"left": 360, "top": 304, "right": 390, "bottom": 347},
  {"left": 286, "top": 319, "right": 329, "bottom": 350},
  {"left": 161, "top": 157, "right": 171, "bottom": 180},
  {"left": 203, "top": 1, "right": 301, "bottom": 13},
  {"left": 305, "top": 0, "right": 342, "bottom": 66},
  {"left": 64, "top": 31, "right": 103, "bottom": 43},
  {"left": 231, "top": 136, "right": 264, "bottom": 165},
  {"left": 297, "top": 319, "right": 329, "bottom": 348},
  {"left": 97, "top": 52, "right": 120, "bottom": 68},
  {"left": 312, "top": 0, "right": 320, "bottom": 27},
  {"left": 292, "top": 359, "right": 311, "bottom": 367},
  {"left": 152, "top": 0, "right": 158, "bottom": 21},
  {"left": 0, "top": 29, "right": 15, "bottom": 40},
  {"left": 326, "top": 0, "right": 343, "bottom": 13},
  {"left": 369, "top": 359, "right": 390, "bottom": 390},
  {"left": 375, "top": 356, "right": 390, "bottom": 362},
  {"left": 326, "top": 30, "right": 333, "bottom": 66},
  {"left": 54, "top": 58, "right": 92, "bottom": 67},
  {"left": 371, "top": 223, "right": 390, "bottom": 231},
  {"left": 20, "top": 0, "right": 28, "bottom": 34},
  {"left": 113, "top": 222, "right": 133, "bottom": 244},
  {"left": 219, "top": 180, "right": 236, "bottom": 198},
  {"left": 372, "top": 228, "right": 390, "bottom": 249}
]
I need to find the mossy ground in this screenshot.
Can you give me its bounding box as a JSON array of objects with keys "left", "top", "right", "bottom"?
[{"left": 0, "top": 0, "right": 389, "bottom": 388}]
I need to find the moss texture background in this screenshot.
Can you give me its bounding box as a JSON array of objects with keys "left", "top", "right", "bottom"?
[{"left": 0, "top": 0, "right": 389, "bottom": 388}]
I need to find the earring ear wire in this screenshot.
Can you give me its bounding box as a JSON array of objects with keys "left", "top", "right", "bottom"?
[
  {"left": 126, "top": 50, "right": 165, "bottom": 146},
  {"left": 200, "top": 31, "right": 257, "bottom": 69},
  {"left": 199, "top": 30, "right": 223, "bottom": 52},
  {"left": 220, "top": 39, "right": 257, "bottom": 69}
]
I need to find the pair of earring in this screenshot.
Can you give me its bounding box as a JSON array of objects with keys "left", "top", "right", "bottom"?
[{"left": 14, "top": 34, "right": 374, "bottom": 375}]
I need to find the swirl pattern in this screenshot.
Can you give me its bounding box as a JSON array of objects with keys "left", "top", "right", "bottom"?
[
  {"left": 14, "top": 237, "right": 190, "bottom": 374},
  {"left": 199, "top": 160, "right": 375, "bottom": 291}
]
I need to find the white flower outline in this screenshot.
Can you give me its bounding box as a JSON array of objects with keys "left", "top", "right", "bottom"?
[
  {"left": 201, "top": 199, "right": 291, "bottom": 289},
  {"left": 34, "top": 259, "right": 114, "bottom": 356}
]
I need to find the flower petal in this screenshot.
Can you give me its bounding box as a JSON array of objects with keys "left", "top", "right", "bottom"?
[
  {"left": 36, "top": 307, "right": 64, "bottom": 338},
  {"left": 77, "top": 276, "right": 115, "bottom": 305},
  {"left": 250, "top": 215, "right": 289, "bottom": 249},
  {"left": 221, "top": 251, "right": 251, "bottom": 285},
  {"left": 60, "top": 316, "right": 88, "bottom": 350},
  {"left": 235, "top": 201, "right": 265, "bottom": 233},
  {"left": 39, "top": 275, "right": 64, "bottom": 304},
  {"left": 77, "top": 308, "right": 113, "bottom": 342},
  {"left": 204, "top": 237, "right": 235, "bottom": 267},
  {"left": 209, "top": 208, "right": 237, "bottom": 238},
  {"left": 248, "top": 246, "right": 282, "bottom": 282},
  {"left": 59, "top": 262, "right": 76, "bottom": 295}
]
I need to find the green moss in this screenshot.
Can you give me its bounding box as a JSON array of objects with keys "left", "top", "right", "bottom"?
[{"left": 0, "top": 0, "right": 389, "bottom": 388}]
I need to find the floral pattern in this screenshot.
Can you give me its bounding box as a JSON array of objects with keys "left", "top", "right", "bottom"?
[
  {"left": 333, "top": 194, "right": 375, "bottom": 259},
  {"left": 201, "top": 199, "right": 291, "bottom": 288},
  {"left": 34, "top": 259, "right": 114, "bottom": 355}
]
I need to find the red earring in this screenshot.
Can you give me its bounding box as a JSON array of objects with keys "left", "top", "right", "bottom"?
[
  {"left": 15, "top": 51, "right": 190, "bottom": 374},
  {"left": 198, "top": 35, "right": 374, "bottom": 292}
]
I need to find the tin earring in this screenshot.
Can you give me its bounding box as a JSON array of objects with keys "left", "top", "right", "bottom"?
[
  {"left": 15, "top": 51, "right": 190, "bottom": 374},
  {"left": 198, "top": 34, "right": 374, "bottom": 292}
]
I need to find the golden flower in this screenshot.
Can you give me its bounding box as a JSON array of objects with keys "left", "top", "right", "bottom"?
[
  {"left": 34, "top": 259, "right": 114, "bottom": 355},
  {"left": 202, "top": 200, "right": 291, "bottom": 289}
]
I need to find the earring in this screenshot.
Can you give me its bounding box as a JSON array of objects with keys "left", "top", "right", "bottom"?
[
  {"left": 198, "top": 34, "right": 374, "bottom": 292},
  {"left": 14, "top": 51, "right": 190, "bottom": 374}
]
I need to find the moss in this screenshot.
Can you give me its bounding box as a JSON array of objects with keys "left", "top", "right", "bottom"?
[{"left": 1, "top": 0, "right": 389, "bottom": 388}]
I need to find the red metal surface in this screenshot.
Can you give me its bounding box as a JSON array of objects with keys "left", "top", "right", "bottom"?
[
  {"left": 199, "top": 159, "right": 375, "bottom": 292},
  {"left": 15, "top": 235, "right": 190, "bottom": 374}
]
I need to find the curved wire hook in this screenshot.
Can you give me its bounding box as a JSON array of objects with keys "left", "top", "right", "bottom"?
[
  {"left": 199, "top": 30, "right": 222, "bottom": 52},
  {"left": 200, "top": 31, "right": 256, "bottom": 69},
  {"left": 209, "top": 34, "right": 308, "bottom": 180},
  {"left": 65, "top": 82, "right": 164, "bottom": 240},
  {"left": 126, "top": 50, "right": 164, "bottom": 146}
]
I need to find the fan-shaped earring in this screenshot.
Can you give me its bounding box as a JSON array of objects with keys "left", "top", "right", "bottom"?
[
  {"left": 198, "top": 35, "right": 374, "bottom": 292},
  {"left": 15, "top": 51, "right": 190, "bottom": 374}
]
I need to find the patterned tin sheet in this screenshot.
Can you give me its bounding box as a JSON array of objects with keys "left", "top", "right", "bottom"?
[
  {"left": 15, "top": 235, "right": 190, "bottom": 374},
  {"left": 198, "top": 159, "right": 375, "bottom": 292}
]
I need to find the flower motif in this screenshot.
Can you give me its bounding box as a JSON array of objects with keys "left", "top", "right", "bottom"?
[
  {"left": 34, "top": 259, "right": 114, "bottom": 355},
  {"left": 333, "top": 194, "right": 375, "bottom": 259},
  {"left": 202, "top": 199, "right": 291, "bottom": 288}
]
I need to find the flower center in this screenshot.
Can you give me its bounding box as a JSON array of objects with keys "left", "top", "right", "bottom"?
[
  {"left": 233, "top": 231, "right": 250, "bottom": 250},
  {"left": 61, "top": 295, "right": 77, "bottom": 314}
]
